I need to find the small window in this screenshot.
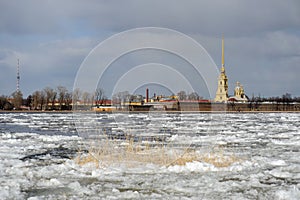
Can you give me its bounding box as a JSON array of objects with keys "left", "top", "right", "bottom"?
[
  {"left": 220, "top": 81, "right": 222, "bottom": 85},
  {"left": 220, "top": 89, "right": 222, "bottom": 92}
]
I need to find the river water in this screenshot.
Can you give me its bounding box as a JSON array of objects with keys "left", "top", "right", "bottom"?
[{"left": 0, "top": 112, "right": 299, "bottom": 199}]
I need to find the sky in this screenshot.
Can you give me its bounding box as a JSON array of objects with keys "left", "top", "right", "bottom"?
[{"left": 0, "top": 0, "right": 300, "bottom": 98}]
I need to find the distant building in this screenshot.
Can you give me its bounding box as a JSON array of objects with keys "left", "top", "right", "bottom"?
[
  {"left": 215, "top": 36, "right": 229, "bottom": 102},
  {"left": 215, "top": 36, "right": 248, "bottom": 103},
  {"left": 228, "top": 82, "right": 248, "bottom": 102}
]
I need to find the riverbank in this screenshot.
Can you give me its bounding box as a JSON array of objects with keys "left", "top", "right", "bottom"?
[
  {"left": 0, "top": 110, "right": 73, "bottom": 113},
  {"left": 1, "top": 110, "right": 300, "bottom": 113}
]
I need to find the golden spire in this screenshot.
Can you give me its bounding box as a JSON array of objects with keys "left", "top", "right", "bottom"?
[
  {"left": 221, "top": 35, "right": 225, "bottom": 73},
  {"left": 222, "top": 35, "right": 224, "bottom": 66}
]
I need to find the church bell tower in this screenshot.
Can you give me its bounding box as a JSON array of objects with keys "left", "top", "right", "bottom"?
[{"left": 215, "top": 36, "right": 228, "bottom": 102}]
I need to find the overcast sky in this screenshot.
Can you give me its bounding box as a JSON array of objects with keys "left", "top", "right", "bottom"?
[{"left": 0, "top": 0, "right": 299, "bottom": 98}]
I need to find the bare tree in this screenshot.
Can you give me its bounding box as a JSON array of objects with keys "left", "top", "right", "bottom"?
[
  {"left": 32, "top": 91, "right": 41, "bottom": 110},
  {"left": 50, "top": 90, "right": 57, "bottom": 110},
  {"left": 40, "top": 90, "right": 46, "bottom": 110},
  {"left": 0, "top": 95, "right": 13, "bottom": 110},
  {"left": 188, "top": 92, "right": 199, "bottom": 100},
  {"left": 82, "top": 91, "right": 91, "bottom": 106},
  {"left": 72, "top": 88, "right": 81, "bottom": 108},
  {"left": 11, "top": 90, "right": 23, "bottom": 110},
  {"left": 94, "top": 88, "right": 106, "bottom": 107},
  {"left": 57, "top": 86, "right": 68, "bottom": 110},
  {"left": 282, "top": 93, "right": 292, "bottom": 111},
  {"left": 44, "top": 87, "right": 56, "bottom": 110},
  {"left": 0, "top": 96, "right": 6, "bottom": 110},
  {"left": 177, "top": 91, "right": 187, "bottom": 100},
  {"left": 112, "top": 91, "right": 130, "bottom": 107},
  {"left": 25, "top": 95, "right": 32, "bottom": 109},
  {"left": 65, "top": 91, "right": 72, "bottom": 110},
  {"left": 254, "top": 95, "right": 262, "bottom": 111}
]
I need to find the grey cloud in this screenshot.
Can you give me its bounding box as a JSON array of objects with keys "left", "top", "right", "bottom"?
[
  {"left": 0, "top": 37, "right": 97, "bottom": 95},
  {"left": 0, "top": 0, "right": 299, "bottom": 97},
  {"left": 83, "top": 0, "right": 300, "bottom": 36},
  {"left": 1, "top": 0, "right": 299, "bottom": 36}
]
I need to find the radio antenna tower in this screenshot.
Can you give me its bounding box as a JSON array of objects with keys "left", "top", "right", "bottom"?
[{"left": 17, "top": 59, "right": 20, "bottom": 92}]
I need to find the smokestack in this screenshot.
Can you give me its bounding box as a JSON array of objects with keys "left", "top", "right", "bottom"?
[{"left": 146, "top": 88, "right": 149, "bottom": 103}]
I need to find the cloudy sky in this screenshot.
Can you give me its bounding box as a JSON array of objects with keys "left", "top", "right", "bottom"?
[{"left": 0, "top": 0, "right": 299, "bottom": 98}]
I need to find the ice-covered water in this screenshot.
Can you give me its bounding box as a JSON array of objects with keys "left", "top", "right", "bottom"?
[{"left": 0, "top": 112, "right": 299, "bottom": 199}]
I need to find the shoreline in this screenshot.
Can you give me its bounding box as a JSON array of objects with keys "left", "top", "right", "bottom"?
[{"left": 1, "top": 110, "right": 300, "bottom": 114}]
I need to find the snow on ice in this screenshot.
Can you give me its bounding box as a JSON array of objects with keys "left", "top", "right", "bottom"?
[{"left": 0, "top": 112, "right": 299, "bottom": 199}]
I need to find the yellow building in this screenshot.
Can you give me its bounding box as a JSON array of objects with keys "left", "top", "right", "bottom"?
[
  {"left": 229, "top": 81, "right": 248, "bottom": 102},
  {"left": 215, "top": 36, "right": 229, "bottom": 102},
  {"left": 214, "top": 37, "right": 248, "bottom": 103},
  {"left": 93, "top": 106, "right": 117, "bottom": 112}
]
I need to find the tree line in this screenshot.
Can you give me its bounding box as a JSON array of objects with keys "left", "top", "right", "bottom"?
[
  {"left": 1, "top": 88, "right": 204, "bottom": 111},
  {"left": 0, "top": 87, "right": 110, "bottom": 111},
  {"left": 1, "top": 86, "right": 72, "bottom": 110},
  {"left": 226, "top": 93, "right": 300, "bottom": 111},
  {"left": 1, "top": 86, "right": 300, "bottom": 111}
]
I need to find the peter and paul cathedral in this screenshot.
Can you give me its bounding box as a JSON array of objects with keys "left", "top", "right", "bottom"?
[{"left": 215, "top": 36, "right": 248, "bottom": 103}]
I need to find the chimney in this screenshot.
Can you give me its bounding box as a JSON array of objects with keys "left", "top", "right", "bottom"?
[{"left": 146, "top": 88, "right": 149, "bottom": 103}]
